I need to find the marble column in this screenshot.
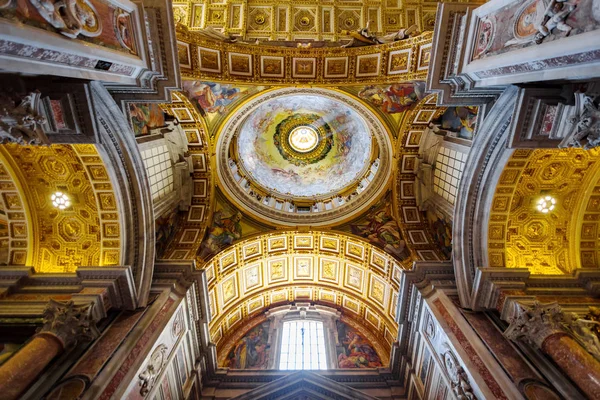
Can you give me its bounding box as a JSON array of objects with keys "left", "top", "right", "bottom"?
[
  {"left": 505, "top": 302, "right": 600, "bottom": 399},
  {"left": 0, "top": 300, "right": 99, "bottom": 400}
]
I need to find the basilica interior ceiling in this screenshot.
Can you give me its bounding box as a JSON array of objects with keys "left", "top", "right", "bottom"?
[
  {"left": 204, "top": 231, "right": 402, "bottom": 367},
  {"left": 489, "top": 148, "right": 600, "bottom": 275},
  {"left": 0, "top": 144, "right": 122, "bottom": 273}
]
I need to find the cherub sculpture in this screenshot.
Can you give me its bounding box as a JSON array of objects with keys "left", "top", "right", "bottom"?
[{"left": 534, "top": 0, "right": 576, "bottom": 44}]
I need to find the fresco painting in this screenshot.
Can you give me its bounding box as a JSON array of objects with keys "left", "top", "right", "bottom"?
[
  {"left": 227, "top": 321, "right": 270, "bottom": 369},
  {"left": 155, "top": 210, "right": 181, "bottom": 259},
  {"left": 196, "top": 190, "right": 267, "bottom": 261},
  {"left": 128, "top": 103, "right": 166, "bottom": 136},
  {"left": 358, "top": 81, "right": 426, "bottom": 114},
  {"left": 336, "top": 321, "right": 382, "bottom": 368},
  {"left": 344, "top": 192, "right": 410, "bottom": 261},
  {"left": 427, "top": 210, "right": 453, "bottom": 259},
  {"left": 436, "top": 106, "right": 479, "bottom": 140},
  {"left": 237, "top": 94, "right": 372, "bottom": 197},
  {"left": 182, "top": 81, "right": 248, "bottom": 115}
]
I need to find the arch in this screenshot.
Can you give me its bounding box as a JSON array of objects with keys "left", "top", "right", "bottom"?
[
  {"left": 156, "top": 91, "right": 215, "bottom": 260},
  {"left": 200, "top": 231, "right": 408, "bottom": 365},
  {"left": 0, "top": 144, "right": 123, "bottom": 272},
  {"left": 452, "top": 86, "right": 519, "bottom": 307}
]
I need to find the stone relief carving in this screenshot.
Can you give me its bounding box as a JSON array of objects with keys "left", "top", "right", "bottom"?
[
  {"left": 39, "top": 299, "right": 100, "bottom": 349},
  {"left": 442, "top": 348, "right": 477, "bottom": 400},
  {"left": 0, "top": 92, "right": 50, "bottom": 146},
  {"left": 341, "top": 23, "right": 418, "bottom": 48},
  {"left": 139, "top": 344, "right": 168, "bottom": 396},
  {"left": 28, "top": 0, "right": 102, "bottom": 39},
  {"left": 560, "top": 95, "right": 600, "bottom": 150}
]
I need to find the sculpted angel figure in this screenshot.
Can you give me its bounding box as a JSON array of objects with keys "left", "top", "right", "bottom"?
[{"left": 341, "top": 22, "right": 418, "bottom": 48}]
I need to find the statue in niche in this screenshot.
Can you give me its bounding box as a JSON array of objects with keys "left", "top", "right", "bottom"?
[
  {"left": 341, "top": 22, "right": 418, "bottom": 48},
  {"left": 562, "top": 306, "right": 600, "bottom": 362},
  {"left": 0, "top": 92, "right": 50, "bottom": 146},
  {"left": 534, "top": 0, "right": 576, "bottom": 44},
  {"left": 560, "top": 95, "right": 600, "bottom": 150}
]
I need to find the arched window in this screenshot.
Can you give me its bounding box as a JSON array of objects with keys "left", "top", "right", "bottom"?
[{"left": 279, "top": 320, "right": 327, "bottom": 370}]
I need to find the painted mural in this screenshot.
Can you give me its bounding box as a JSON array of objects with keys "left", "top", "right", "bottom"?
[
  {"left": 336, "top": 321, "right": 382, "bottom": 368},
  {"left": 182, "top": 81, "right": 244, "bottom": 115},
  {"left": 128, "top": 103, "right": 166, "bottom": 136},
  {"left": 227, "top": 321, "right": 270, "bottom": 369},
  {"left": 338, "top": 192, "right": 410, "bottom": 261},
  {"left": 155, "top": 210, "right": 181, "bottom": 259},
  {"left": 472, "top": 0, "right": 600, "bottom": 60},
  {"left": 236, "top": 93, "right": 372, "bottom": 197},
  {"left": 196, "top": 190, "right": 267, "bottom": 261},
  {"left": 435, "top": 106, "right": 479, "bottom": 140},
  {"left": 0, "top": 0, "right": 138, "bottom": 55},
  {"left": 357, "top": 81, "right": 426, "bottom": 114},
  {"left": 427, "top": 210, "right": 453, "bottom": 259}
]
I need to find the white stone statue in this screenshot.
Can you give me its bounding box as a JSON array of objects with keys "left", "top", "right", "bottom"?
[
  {"left": 560, "top": 96, "right": 600, "bottom": 150},
  {"left": 28, "top": 0, "right": 102, "bottom": 39},
  {"left": 0, "top": 92, "right": 50, "bottom": 146},
  {"left": 341, "top": 22, "right": 418, "bottom": 48},
  {"left": 196, "top": 27, "right": 238, "bottom": 43},
  {"left": 534, "top": 0, "right": 576, "bottom": 44}
]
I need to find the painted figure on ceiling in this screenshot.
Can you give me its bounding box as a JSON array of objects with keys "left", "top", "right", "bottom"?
[
  {"left": 197, "top": 210, "right": 243, "bottom": 260},
  {"left": 128, "top": 103, "right": 165, "bottom": 136},
  {"left": 358, "top": 82, "right": 425, "bottom": 114},
  {"left": 183, "top": 81, "right": 241, "bottom": 114},
  {"left": 351, "top": 201, "right": 410, "bottom": 260},
  {"left": 435, "top": 106, "right": 479, "bottom": 140}
]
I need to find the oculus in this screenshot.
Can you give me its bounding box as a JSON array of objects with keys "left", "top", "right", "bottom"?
[{"left": 288, "top": 126, "right": 319, "bottom": 153}]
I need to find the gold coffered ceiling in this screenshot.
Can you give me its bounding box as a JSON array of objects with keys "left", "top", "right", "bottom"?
[
  {"left": 488, "top": 148, "right": 600, "bottom": 275},
  {"left": 0, "top": 144, "right": 122, "bottom": 273},
  {"left": 177, "top": 29, "right": 433, "bottom": 85},
  {"left": 173, "top": 0, "right": 447, "bottom": 40},
  {"left": 203, "top": 231, "right": 405, "bottom": 364}
]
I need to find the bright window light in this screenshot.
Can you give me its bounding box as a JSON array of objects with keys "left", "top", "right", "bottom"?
[
  {"left": 51, "top": 192, "right": 71, "bottom": 210},
  {"left": 536, "top": 196, "right": 556, "bottom": 213},
  {"left": 279, "top": 320, "right": 327, "bottom": 370}
]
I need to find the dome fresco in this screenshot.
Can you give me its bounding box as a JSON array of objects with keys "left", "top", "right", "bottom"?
[{"left": 236, "top": 93, "right": 373, "bottom": 197}]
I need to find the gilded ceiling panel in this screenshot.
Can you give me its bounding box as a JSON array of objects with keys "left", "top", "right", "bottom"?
[
  {"left": 173, "top": 0, "right": 459, "bottom": 40},
  {"left": 0, "top": 144, "right": 122, "bottom": 273},
  {"left": 176, "top": 28, "right": 432, "bottom": 85},
  {"left": 202, "top": 231, "right": 404, "bottom": 360},
  {"left": 488, "top": 148, "right": 600, "bottom": 275}
]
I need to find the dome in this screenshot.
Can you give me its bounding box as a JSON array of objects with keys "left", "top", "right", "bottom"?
[
  {"left": 236, "top": 93, "right": 373, "bottom": 198},
  {"left": 217, "top": 88, "right": 392, "bottom": 226}
]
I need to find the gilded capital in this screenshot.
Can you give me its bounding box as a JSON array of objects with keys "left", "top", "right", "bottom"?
[
  {"left": 504, "top": 301, "right": 565, "bottom": 349},
  {"left": 38, "top": 300, "right": 100, "bottom": 349}
]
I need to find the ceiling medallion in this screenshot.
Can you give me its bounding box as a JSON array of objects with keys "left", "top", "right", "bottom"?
[
  {"left": 254, "top": 14, "right": 266, "bottom": 25},
  {"left": 299, "top": 16, "right": 311, "bottom": 27}
]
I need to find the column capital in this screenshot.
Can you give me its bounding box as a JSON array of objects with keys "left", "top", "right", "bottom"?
[
  {"left": 504, "top": 301, "right": 565, "bottom": 349},
  {"left": 38, "top": 299, "right": 100, "bottom": 349}
]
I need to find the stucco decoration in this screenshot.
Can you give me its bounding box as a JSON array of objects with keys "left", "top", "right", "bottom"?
[{"left": 237, "top": 93, "right": 372, "bottom": 197}]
